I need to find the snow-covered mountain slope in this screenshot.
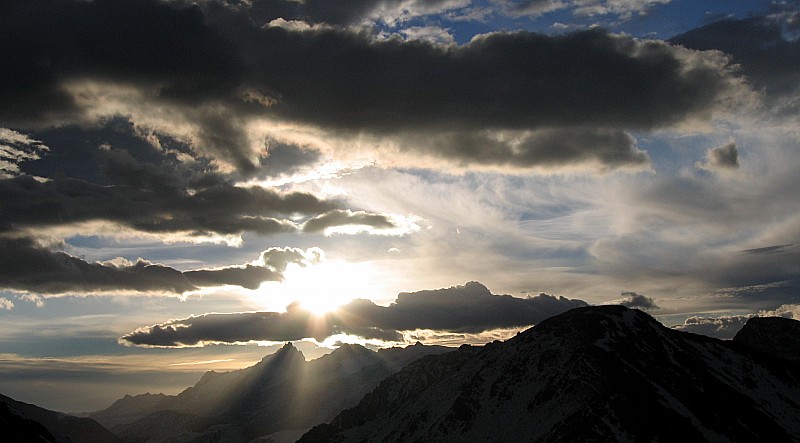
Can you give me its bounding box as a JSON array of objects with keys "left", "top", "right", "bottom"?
[{"left": 300, "top": 306, "right": 800, "bottom": 442}]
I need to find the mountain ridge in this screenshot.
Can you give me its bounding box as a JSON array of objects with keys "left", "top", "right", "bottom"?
[
  {"left": 1, "top": 392, "right": 121, "bottom": 443},
  {"left": 300, "top": 306, "right": 800, "bottom": 442},
  {"left": 91, "top": 341, "right": 452, "bottom": 442}
]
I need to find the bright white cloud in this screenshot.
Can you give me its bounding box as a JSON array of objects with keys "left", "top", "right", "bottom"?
[{"left": 0, "top": 297, "right": 13, "bottom": 310}]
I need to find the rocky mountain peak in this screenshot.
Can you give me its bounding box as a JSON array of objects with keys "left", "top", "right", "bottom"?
[
  {"left": 259, "top": 342, "right": 304, "bottom": 364},
  {"left": 510, "top": 305, "right": 662, "bottom": 350},
  {"left": 733, "top": 316, "right": 800, "bottom": 361}
]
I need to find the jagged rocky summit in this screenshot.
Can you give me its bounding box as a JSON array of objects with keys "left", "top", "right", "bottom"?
[{"left": 300, "top": 306, "right": 800, "bottom": 442}]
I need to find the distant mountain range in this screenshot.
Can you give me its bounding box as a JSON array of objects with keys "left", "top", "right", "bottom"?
[
  {"left": 4, "top": 307, "right": 800, "bottom": 442},
  {"left": 300, "top": 306, "right": 800, "bottom": 442},
  {"left": 90, "top": 341, "right": 451, "bottom": 442}
]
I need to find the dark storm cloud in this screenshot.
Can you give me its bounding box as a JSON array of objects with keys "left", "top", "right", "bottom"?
[
  {"left": 0, "top": 237, "right": 312, "bottom": 294},
  {"left": 0, "top": 0, "right": 746, "bottom": 171},
  {"left": 2, "top": 120, "right": 401, "bottom": 239},
  {"left": 0, "top": 237, "right": 193, "bottom": 294},
  {"left": 408, "top": 128, "right": 649, "bottom": 169},
  {"left": 0, "top": 172, "right": 399, "bottom": 240},
  {"left": 0, "top": 174, "right": 325, "bottom": 237},
  {"left": 670, "top": 14, "right": 800, "bottom": 97},
  {"left": 302, "top": 210, "right": 397, "bottom": 233},
  {"left": 618, "top": 291, "right": 659, "bottom": 310},
  {"left": 120, "top": 281, "right": 589, "bottom": 346},
  {"left": 0, "top": 0, "right": 241, "bottom": 124},
  {"left": 0, "top": 121, "right": 327, "bottom": 237},
  {"left": 257, "top": 28, "right": 736, "bottom": 133},
  {"left": 697, "top": 142, "right": 739, "bottom": 171}
]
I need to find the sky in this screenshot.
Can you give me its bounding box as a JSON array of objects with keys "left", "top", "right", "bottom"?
[{"left": 1, "top": 0, "right": 800, "bottom": 412}]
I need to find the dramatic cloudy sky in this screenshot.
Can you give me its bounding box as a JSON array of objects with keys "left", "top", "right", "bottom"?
[{"left": 2, "top": 0, "right": 800, "bottom": 412}]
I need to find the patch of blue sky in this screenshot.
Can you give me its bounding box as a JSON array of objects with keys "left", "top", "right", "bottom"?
[{"left": 380, "top": 1, "right": 772, "bottom": 45}]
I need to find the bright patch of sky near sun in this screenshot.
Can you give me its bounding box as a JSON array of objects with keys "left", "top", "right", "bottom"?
[{"left": 256, "top": 260, "right": 400, "bottom": 314}]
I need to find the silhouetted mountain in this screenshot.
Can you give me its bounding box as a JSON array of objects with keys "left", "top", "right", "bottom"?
[
  {"left": 88, "top": 392, "right": 170, "bottom": 429},
  {"left": 300, "top": 306, "right": 800, "bottom": 442},
  {"left": 0, "top": 393, "right": 120, "bottom": 443},
  {"left": 92, "top": 342, "right": 451, "bottom": 442},
  {"left": 734, "top": 316, "right": 800, "bottom": 361}
]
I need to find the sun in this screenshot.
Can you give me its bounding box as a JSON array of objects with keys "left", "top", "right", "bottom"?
[{"left": 257, "top": 259, "right": 380, "bottom": 315}]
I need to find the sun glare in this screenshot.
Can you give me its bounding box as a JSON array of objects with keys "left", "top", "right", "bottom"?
[{"left": 258, "top": 259, "right": 381, "bottom": 315}]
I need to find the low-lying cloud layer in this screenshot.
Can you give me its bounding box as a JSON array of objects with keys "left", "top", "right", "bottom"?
[
  {"left": 672, "top": 303, "right": 800, "bottom": 339},
  {"left": 120, "top": 281, "right": 588, "bottom": 346},
  {"left": 0, "top": 237, "right": 320, "bottom": 295}
]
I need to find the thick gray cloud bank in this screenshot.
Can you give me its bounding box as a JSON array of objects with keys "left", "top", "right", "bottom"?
[
  {"left": 0, "top": 0, "right": 747, "bottom": 170},
  {"left": 0, "top": 237, "right": 314, "bottom": 294},
  {"left": 120, "top": 281, "right": 588, "bottom": 346},
  {"left": 0, "top": 175, "right": 327, "bottom": 237}
]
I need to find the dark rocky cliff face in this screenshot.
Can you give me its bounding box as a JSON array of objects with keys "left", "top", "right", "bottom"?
[
  {"left": 734, "top": 316, "right": 800, "bottom": 361},
  {"left": 1, "top": 393, "right": 120, "bottom": 443},
  {"left": 301, "top": 306, "right": 800, "bottom": 443}
]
